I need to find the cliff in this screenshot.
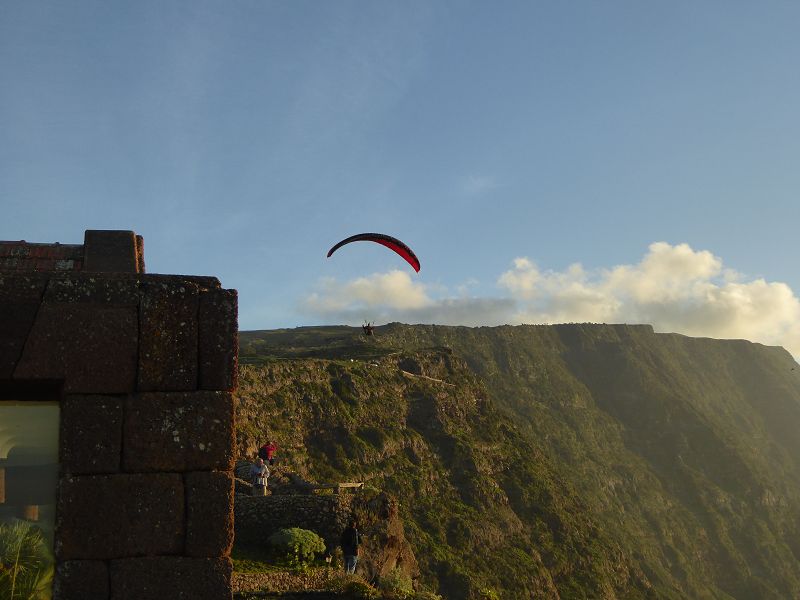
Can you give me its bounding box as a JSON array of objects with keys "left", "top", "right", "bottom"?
[{"left": 236, "top": 324, "right": 800, "bottom": 599}]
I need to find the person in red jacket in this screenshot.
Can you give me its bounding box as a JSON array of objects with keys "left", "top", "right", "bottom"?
[{"left": 259, "top": 440, "right": 277, "bottom": 466}]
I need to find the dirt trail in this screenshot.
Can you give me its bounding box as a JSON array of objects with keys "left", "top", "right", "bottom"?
[{"left": 399, "top": 370, "right": 455, "bottom": 387}]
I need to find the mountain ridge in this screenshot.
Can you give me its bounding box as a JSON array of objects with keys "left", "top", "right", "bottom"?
[{"left": 236, "top": 323, "right": 800, "bottom": 599}]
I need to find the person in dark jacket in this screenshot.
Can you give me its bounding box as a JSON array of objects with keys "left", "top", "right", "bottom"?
[{"left": 340, "top": 520, "right": 361, "bottom": 574}]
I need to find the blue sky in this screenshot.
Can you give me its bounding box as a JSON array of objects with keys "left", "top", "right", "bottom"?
[{"left": 2, "top": 2, "right": 800, "bottom": 355}]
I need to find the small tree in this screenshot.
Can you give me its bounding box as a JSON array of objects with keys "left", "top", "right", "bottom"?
[
  {"left": 266, "top": 528, "right": 325, "bottom": 569},
  {"left": 0, "top": 520, "right": 54, "bottom": 600}
]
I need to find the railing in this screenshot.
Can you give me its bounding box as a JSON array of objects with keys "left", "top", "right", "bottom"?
[{"left": 308, "top": 482, "right": 364, "bottom": 494}]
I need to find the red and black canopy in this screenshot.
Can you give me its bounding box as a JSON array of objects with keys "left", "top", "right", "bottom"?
[{"left": 327, "top": 233, "right": 420, "bottom": 272}]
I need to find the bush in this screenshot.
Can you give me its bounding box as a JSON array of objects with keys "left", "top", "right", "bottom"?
[
  {"left": 411, "top": 593, "right": 443, "bottom": 600},
  {"left": 344, "top": 578, "right": 381, "bottom": 599},
  {"left": 266, "top": 527, "right": 325, "bottom": 568},
  {"left": 377, "top": 568, "right": 414, "bottom": 599}
]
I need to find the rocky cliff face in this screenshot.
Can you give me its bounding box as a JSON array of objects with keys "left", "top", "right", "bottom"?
[{"left": 236, "top": 324, "right": 800, "bottom": 599}]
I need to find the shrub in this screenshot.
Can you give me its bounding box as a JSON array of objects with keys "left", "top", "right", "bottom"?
[
  {"left": 411, "top": 593, "right": 443, "bottom": 600},
  {"left": 266, "top": 527, "right": 325, "bottom": 568},
  {"left": 478, "top": 588, "right": 501, "bottom": 600},
  {"left": 377, "top": 568, "right": 414, "bottom": 599},
  {"left": 344, "top": 578, "right": 381, "bottom": 599}
]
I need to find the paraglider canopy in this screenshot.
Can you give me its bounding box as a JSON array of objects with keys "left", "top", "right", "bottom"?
[{"left": 327, "top": 233, "right": 420, "bottom": 272}]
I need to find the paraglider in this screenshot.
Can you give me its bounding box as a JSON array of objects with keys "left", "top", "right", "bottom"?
[{"left": 326, "top": 233, "right": 420, "bottom": 273}]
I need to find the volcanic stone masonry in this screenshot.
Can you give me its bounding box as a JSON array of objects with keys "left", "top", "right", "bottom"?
[
  {"left": 0, "top": 230, "right": 238, "bottom": 600},
  {"left": 234, "top": 494, "right": 355, "bottom": 552}
]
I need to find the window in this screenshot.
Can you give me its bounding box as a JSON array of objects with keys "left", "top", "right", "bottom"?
[{"left": 0, "top": 383, "right": 60, "bottom": 600}]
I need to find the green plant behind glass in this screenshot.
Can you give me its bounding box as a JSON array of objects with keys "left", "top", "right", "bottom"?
[{"left": 0, "top": 520, "right": 54, "bottom": 600}]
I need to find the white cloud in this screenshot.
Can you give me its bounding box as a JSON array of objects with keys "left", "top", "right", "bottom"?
[
  {"left": 302, "top": 270, "right": 513, "bottom": 326},
  {"left": 497, "top": 257, "right": 540, "bottom": 299},
  {"left": 499, "top": 242, "right": 800, "bottom": 356},
  {"left": 305, "top": 271, "right": 431, "bottom": 314},
  {"left": 301, "top": 243, "right": 800, "bottom": 357}
]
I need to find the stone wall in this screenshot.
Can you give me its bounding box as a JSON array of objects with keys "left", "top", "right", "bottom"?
[
  {"left": 234, "top": 494, "right": 354, "bottom": 552},
  {"left": 234, "top": 491, "right": 419, "bottom": 584},
  {"left": 0, "top": 229, "right": 145, "bottom": 273},
  {"left": 0, "top": 231, "right": 238, "bottom": 600}
]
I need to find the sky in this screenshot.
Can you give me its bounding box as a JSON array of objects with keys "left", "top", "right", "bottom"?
[{"left": 2, "top": 2, "right": 800, "bottom": 357}]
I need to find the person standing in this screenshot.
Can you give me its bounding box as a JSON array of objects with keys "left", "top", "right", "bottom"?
[
  {"left": 265, "top": 440, "right": 278, "bottom": 466},
  {"left": 259, "top": 440, "right": 278, "bottom": 466},
  {"left": 250, "top": 458, "right": 269, "bottom": 496},
  {"left": 340, "top": 520, "right": 361, "bottom": 574}
]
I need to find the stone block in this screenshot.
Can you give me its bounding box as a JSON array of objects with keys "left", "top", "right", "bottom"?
[
  {"left": 0, "top": 302, "right": 41, "bottom": 378},
  {"left": 0, "top": 273, "right": 51, "bottom": 301},
  {"left": 0, "top": 274, "right": 47, "bottom": 377},
  {"left": 135, "top": 235, "right": 145, "bottom": 273},
  {"left": 60, "top": 395, "right": 123, "bottom": 474},
  {"left": 123, "top": 392, "right": 234, "bottom": 472},
  {"left": 83, "top": 230, "right": 139, "bottom": 273},
  {"left": 53, "top": 560, "right": 109, "bottom": 600},
  {"left": 14, "top": 303, "right": 138, "bottom": 393},
  {"left": 44, "top": 274, "right": 140, "bottom": 304},
  {"left": 56, "top": 473, "right": 184, "bottom": 559},
  {"left": 199, "top": 288, "right": 238, "bottom": 391},
  {"left": 185, "top": 471, "right": 234, "bottom": 557},
  {"left": 138, "top": 280, "right": 199, "bottom": 391},
  {"left": 109, "top": 557, "right": 231, "bottom": 600},
  {"left": 146, "top": 273, "right": 221, "bottom": 289}
]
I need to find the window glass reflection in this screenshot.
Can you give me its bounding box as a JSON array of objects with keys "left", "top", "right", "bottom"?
[{"left": 0, "top": 401, "right": 58, "bottom": 600}]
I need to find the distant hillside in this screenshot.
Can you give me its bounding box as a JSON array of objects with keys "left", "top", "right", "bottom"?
[{"left": 236, "top": 324, "right": 800, "bottom": 599}]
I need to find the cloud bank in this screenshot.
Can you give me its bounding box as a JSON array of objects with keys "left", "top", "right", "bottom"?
[{"left": 302, "top": 242, "right": 800, "bottom": 357}]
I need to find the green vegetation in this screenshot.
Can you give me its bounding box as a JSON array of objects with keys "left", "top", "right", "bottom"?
[
  {"left": 376, "top": 568, "right": 414, "bottom": 598},
  {"left": 342, "top": 578, "right": 381, "bottom": 599},
  {"left": 237, "top": 323, "right": 800, "bottom": 599},
  {"left": 240, "top": 327, "right": 399, "bottom": 363},
  {"left": 267, "top": 528, "right": 327, "bottom": 569},
  {"left": 0, "top": 521, "right": 54, "bottom": 600},
  {"left": 230, "top": 543, "right": 287, "bottom": 574}
]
